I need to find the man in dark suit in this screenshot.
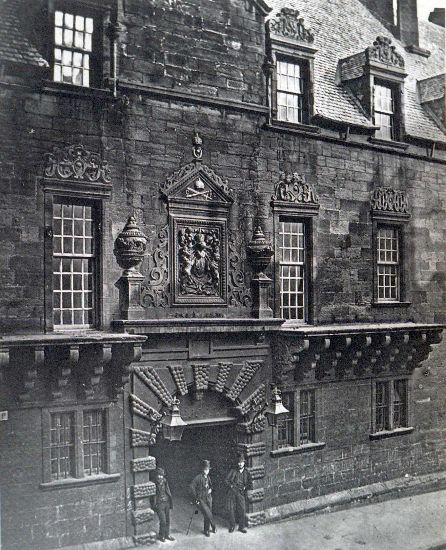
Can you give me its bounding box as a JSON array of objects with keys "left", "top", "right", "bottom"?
[
  {"left": 225, "top": 453, "right": 253, "bottom": 533},
  {"left": 190, "top": 459, "right": 216, "bottom": 537},
  {"left": 153, "top": 467, "right": 174, "bottom": 542}
]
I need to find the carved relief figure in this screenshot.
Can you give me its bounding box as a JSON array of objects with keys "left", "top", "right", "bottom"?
[{"left": 178, "top": 227, "right": 221, "bottom": 296}]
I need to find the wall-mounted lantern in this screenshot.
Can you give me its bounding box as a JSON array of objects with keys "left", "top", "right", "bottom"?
[
  {"left": 160, "top": 397, "right": 187, "bottom": 441},
  {"left": 264, "top": 385, "right": 289, "bottom": 427}
]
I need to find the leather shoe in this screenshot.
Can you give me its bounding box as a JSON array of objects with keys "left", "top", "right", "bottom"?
[
  {"left": 158, "top": 536, "right": 165, "bottom": 542},
  {"left": 238, "top": 528, "right": 247, "bottom": 534},
  {"left": 204, "top": 531, "right": 210, "bottom": 537},
  {"left": 166, "top": 536, "right": 175, "bottom": 541},
  {"left": 212, "top": 525, "right": 217, "bottom": 533},
  {"left": 229, "top": 527, "right": 235, "bottom": 533}
]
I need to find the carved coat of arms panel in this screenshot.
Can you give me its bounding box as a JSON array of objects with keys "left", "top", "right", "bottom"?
[{"left": 171, "top": 217, "right": 228, "bottom": 306}]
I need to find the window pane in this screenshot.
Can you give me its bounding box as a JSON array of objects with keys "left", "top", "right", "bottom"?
[
  {"left": 276, "top": 60, "right": 304, "bottom": 124},
  {"left": 393, "top": 379, "right": 407, "bottom": 428},
  {"left": 374, "top": 83, "right": 394, "bottom": 140},
  {"left": 300, "top": 390, "right": 316, "bottom": 444},
  {"left": 279, "top": 220, "right": 306, "bottom": 320},
  {"left": 50, "top": 412, "right": 75, "bottom": 480},
  {"left": 375, "top": 382, "right": 390, "bottom": 431},
  {"left": 277, "top": 393, "right": 294, "bottom": 448},
  {"left": 53, "top": 199, "right": 96, "bottom": 328},
  {"left": 83, "top": 410, "right": 106, "bottom": 476},
  {"left": 377, "top": 227, "right": 400, "bottom": 301}
]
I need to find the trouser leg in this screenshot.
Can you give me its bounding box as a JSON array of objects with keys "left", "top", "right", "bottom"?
[
  {"left": 235, "top": 492, "right": 247, "bottom": 529},
  {"left": 165, "top": 505, "right": 171, "bottom": 537},
  {"left": 157, "top": 504, "right": 168, "bottom": 539},
  {"left": 227, "top": 494, "right": 236, "bottom": 528},
  {"left": 199, "top": 498, "right": 214, "bottom": 532}
]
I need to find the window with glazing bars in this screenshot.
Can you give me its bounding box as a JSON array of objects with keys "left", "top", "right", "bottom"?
[
  {"left": 54, "top": 10, "right": 94, "bottom": 87},
  {"left": 53, "top": 200, "right": 96, "bottom": 328},
  {"left": 50, "top": 412, "right": 75, "bottom": 480},
  {"left": 83, "top": 410, "right": 106, "bottom": 476},
  {"left": 374, "top": 83, "right": 394, "bottom": 140},
  {"left": 377, "top": 226, "right": 399, "bottom": 302},
  {"left": 276, "top": 60, "right": 304, "bottom": 124},
  {"left": 374, "top": 379, "right": 408, "bottom": 432},
  {"left": 277, "top": 393, "right": 295, "bottom": 448},
  {"left": 279, "top": 220, "right": 306, "bottom": 320},
  {"left": 299, "top": 389, "right": 316, "bottom": 444}
]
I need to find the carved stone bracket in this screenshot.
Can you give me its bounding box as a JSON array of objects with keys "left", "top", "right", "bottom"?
[
  {"left": 19, "top": 346, "right": 44, "bottom": 402},
  {"left": 111, "top": 342, "right": 143, "bottom": 396},
  {"left": 274, "top": 326, "right": 443, "bottom": 385},
  {"left": 81, "top": 344, "right": 112, "bottom": 400},
  {"left": 51, "top": 345, "right": 79, "bottom": 399}
]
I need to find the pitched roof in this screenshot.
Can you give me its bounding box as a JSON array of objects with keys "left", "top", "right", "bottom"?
[
  {"left": 0, "top": 0, "right": 48, "bottom": 68},
  {"left": 267, "top": 0, "right": 446, "bottom": 143}
]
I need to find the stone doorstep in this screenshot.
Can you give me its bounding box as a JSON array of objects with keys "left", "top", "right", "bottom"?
[
  {"left": 264, "top": 470, "right": 446, "bottom": 524},
  {"left": 57, "top": 536, "right": 134, "bottom": 550}
]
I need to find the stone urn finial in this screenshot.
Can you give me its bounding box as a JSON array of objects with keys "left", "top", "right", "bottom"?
[
  {"left": 114, "top": 216, "right": 147, "bottom": 276},
  {"left": 192, "top": 130, "right": 203, "bottom": 161},
  {"left": 247, "top": 225, "right": 274, "bottom": 277}
]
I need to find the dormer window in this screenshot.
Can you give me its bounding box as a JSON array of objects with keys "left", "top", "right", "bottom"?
[
  {"left": 266, "top": 8, "right": 318, "bottom": 131},
  {"left": 276, "top": 59, "right": 307, "bottom": 124},
  {"left": 373, "top": 82, "right": 395, "bottom": 140},
  {"left": 54, "top": 10, "right": 93, "bottom": 87}
]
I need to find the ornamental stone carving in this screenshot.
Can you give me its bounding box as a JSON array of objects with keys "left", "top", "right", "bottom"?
[
  {"left": 247, "top": 226, "right": 273, "bottom": 277},
  {"left": 268, "top": 8, "right": 314, "bottom": 43},
  {"left": 272, "top": 173, "right": 319, "bottom": 205},
  {"left": 114, "top": 216, "right": 148, "bottom": 276},
  {"left": 228, "top": 231, "right": 252, "bottom": 308},
  {"left": 140, "top": 225, "right": 169, "bottom": 309},
  {"left": 44, "top": 144, "right": 111, "bottom": 182},
  {"left": 367, "top": 36, "right": 405, "bottom": 68},
  {"left": 178, "top": 226, "right": 221, "bottom": 297},
  {"left": 371, "top": 187, "right": 409, "bottom": 214}
]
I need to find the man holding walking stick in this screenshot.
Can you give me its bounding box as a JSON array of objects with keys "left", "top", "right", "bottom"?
[{"left": 190, "top": 459, "right": 217, "bottom": 537}]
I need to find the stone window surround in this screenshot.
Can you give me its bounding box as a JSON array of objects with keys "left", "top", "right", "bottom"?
[
  {"left": 370, "top": 375, "right": 414, "bottom": 440},
  {"left": 42, "top": 179, "right": 109, "bottom": 332},
  {"left": 44, "top": 0, "right": 112, "bottom": 92},
  {"left": 369, "top": 76, "right": 406, "bottom": 145},
  {"left": 371, "top": 216, "right": 410, "bottom": 308},
  {"left": 267, "top": 35, "right": 319, "bottom": 134},
  {"left": 272, "top": 199, "right": 318, "bottom": 324},
  {"left": 270, "top": 385, "right": 326, "bottom": 456},
  {"left": 40, "top": 403, "right": 120, "bottom": 488}
]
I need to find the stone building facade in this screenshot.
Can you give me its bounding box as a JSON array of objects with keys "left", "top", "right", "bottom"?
[{"left": 0, "top": 0, "right": 445, "bottom": 548}]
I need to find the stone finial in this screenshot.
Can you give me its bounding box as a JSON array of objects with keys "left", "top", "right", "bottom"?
[
  {"left": 367, "top": 36, "right": 405, "bottom": 68},
  {"left": 268, "top": 8, "right": 314, "bottom": 43},
  {"left": 247, "top": 226, "right": 274, "bottom": 277},
  {"left": 114, "top": 216, "right": 147, "bottom": 276}
]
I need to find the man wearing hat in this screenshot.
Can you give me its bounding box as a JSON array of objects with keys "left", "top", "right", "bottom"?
[
  {"left": 189, "top": 459, "right": 216, "bottom": 537},
  {"left": 153, "top": 467, "right": 174, "bottom": 542},
  {"left": 225, "top": 453, "right": 253, "bottom": 533}
]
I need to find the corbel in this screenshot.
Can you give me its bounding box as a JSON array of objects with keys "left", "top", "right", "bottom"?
[
  {"left": 52, "top": 344, "right": 78, "bottom": 399},
  {"left": 19, "top": 346, "right": 44, "bottom": 402},
  {"left": 111, "top": 342, "right": 143, "bottom": 396},
  {"left": 81, "top": 344, "right": 112, "bottom": 399}
]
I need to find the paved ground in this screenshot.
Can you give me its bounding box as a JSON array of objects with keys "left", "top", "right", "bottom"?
[{"left": 142, "top": 488, "right": 446, "bottom": 550}]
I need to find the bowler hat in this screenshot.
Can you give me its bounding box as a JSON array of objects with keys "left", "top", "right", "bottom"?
[
  {"left": 155, "top": 467, "right": 165, "bottom": 476},
  {"left": 201, "top": 459, "right": 211, "bottom": 469},
  {"left": 237, "top": 453, "right": 246, "bottom": 462}
]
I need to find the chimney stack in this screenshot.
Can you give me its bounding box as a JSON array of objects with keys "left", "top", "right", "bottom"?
[{"left": 428, "top": 8, "right": 445, "bottom": 27}]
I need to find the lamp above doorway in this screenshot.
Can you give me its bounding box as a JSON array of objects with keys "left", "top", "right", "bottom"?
[
  {"left": 264, "top": 385, "right": 289, "bottom": 427},
  {"left": 161, "top": 397, "right": 187, "bottom": 441}
]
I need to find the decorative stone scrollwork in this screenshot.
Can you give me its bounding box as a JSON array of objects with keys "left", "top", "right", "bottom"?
[
  {"left": 367, "top": 36, "right": 405, "bottom": 68},
  {"left": 134, "top": 366, "right": 173, "bottom": 407},
  {"left": 44, "top": 144, "right": 111, "bottom": 182},
  {"left": 226, "top": 361, "right": 262, "bottom": 402},
  {"left": 228, "top": 232, "right": 252, "bottom": 308},
  {"left": 268, "top": 8, "right": 314, "bottom": 43},
  {"left": 272, "top": 173, "right": 319, "bottom": 205},
  {"left": 169, "top": 365, "right": 188, "bottom": 396},
  {"left": 371, "top": 187, "right": 409, "bottom": 214},
  {"left": 141, "top": 225, "right": 169, "bottom": 309}
]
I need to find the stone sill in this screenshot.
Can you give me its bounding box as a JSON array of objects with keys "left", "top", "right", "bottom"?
[
  {"left": 40, "top": 473, "right": 120, "bottom": 490},
  {"left": 265, "top": 121, "right": 321, "bottom": 136},
  {"left": 270, "top": 442, "right": 326, "bottom": 457},
  {"left": 372, "top": 301, "right": 412, "bottom": 308},
  {"left": 112, "top": 318, "right": 284, "bottom": 335},
  {"left": 369, "top": 427, "right": 414, "bottom": 440},
  {"left": 0, "top": 331, "right": 146, "bottom": 347},
  {"left": 41, "top": 81, "right": 113, "bottom": 99},
  {"left": 368, "top": 137, "right": 409, "bottom": 150}
]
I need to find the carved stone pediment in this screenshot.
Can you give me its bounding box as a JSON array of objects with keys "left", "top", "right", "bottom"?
[
  {"left": 367, "top": 36, "right": 405, "bottom": 69},
  {"left": 44, "top": 144, "right": 111, "bottom": 183},
  {"left": 371, "top": 187, "right": 410, "bottom": 221},
  {"left": 268, "top": 8, "right": 314, "bottom": 44},
  {"left": 271, "top": 172, "right": 319, "bottom": 216}
]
